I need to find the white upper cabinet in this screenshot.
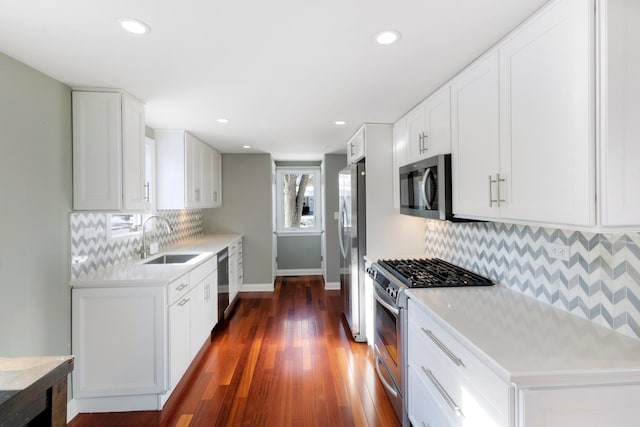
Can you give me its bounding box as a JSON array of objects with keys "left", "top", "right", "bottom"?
[
  {"left": 155, "top": 130, "right": 222, "bottom": 209},
  {"left": 600, "top": 0, "right": 640, "bottom": 227},
  {"left": 451, "top": 0, "right": 595, "bottom": 226},
  {"left": 498, "top": 0, "right": 594, "bottom": 226},
  {"left": 72, "top": 91, "right": 149, "bottom": 211},
  {"left": 405, "top": 85, "right": 451, "bottom": 164},
  {"left": 347, "top": 126, "right": 365, "bottom": 164},
  {"left": 451, "top": 51, "right": 501, "bottom": 219}
]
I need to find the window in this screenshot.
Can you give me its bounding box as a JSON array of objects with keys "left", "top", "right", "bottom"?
[{"left": 276, "top": 167, "right": 322, "bottom": 234}]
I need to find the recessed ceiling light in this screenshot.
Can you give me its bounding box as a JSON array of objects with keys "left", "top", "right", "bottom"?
[
  {"left": 216, "top": 118, "right": 229, "bottom": 124},
  {"left": 334, "top": 120, "right": 346, "bottom": 126},
  {"left": 242, "top": 145, "right": 252, "bottom": 149},
  {"left": 119, "top": 18, "right": 150, "bottom": 35},
  {"left": 375, "top": 30, "right": 400, "bottom": 45}
]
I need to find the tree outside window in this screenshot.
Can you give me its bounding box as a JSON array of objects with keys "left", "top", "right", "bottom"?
[{"left": 276, "top": 167, "right": 321, "bottom": 233}]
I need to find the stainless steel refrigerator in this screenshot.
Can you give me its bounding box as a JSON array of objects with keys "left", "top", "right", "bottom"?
[{"left": 338, "top": 160, "right": 367, "bottom": 342}]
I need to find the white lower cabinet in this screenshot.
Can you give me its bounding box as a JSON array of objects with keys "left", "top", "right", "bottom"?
[
  {"left": 72, "top": 286, "right": 166, "bottom": 402},
  {"left": 407, "top": 292, "right": 640, "bottom": 427},
  {"left": 168, "top": 283, "right": 191, "bottom": 390},
  {"left": 408, "top": 299, "right": 509, "bottom": 427},
  {"left": 72, "top": 254, "right": 219, "bottom": 412},
  {"left": 518, "top": 385, "right": 640, "bottom": 427}
]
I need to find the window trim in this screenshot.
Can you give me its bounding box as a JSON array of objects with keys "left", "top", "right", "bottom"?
[{"left": 275, "top": 166, "right": 322, "bottom": 234}]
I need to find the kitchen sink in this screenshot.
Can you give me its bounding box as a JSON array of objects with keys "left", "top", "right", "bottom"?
[{"left": 144, "top": 254, "right": 200, "bottom": 265}]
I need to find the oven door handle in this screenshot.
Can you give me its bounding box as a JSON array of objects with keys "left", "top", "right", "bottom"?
[
  {"left": 374, "top": 289, "right": 399, "bottom": 316},
  {"left": 375, "top": 351, "right": 399, "bottom": 398}
]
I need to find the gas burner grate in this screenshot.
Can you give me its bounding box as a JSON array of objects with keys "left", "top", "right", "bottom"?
[{"left": 377, "top": 258, "right": 493, "bottom": 288}]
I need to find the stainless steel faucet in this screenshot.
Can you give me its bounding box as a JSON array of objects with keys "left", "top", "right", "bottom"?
[{"left": 140, "top": 215, "right": 174, "bottom": 259}]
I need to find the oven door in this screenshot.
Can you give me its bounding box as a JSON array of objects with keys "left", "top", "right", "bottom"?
[{"left": 373, "top": 282, "right": 403, "bottom": 418}]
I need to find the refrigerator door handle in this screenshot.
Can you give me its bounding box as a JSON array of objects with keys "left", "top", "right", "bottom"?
[{"left": 338, "top": 200, "right": 348, "bottom": 258}]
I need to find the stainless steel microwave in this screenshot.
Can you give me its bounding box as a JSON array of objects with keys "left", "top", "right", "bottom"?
[{"left": 399, "top": 154, "right": 453, "bottom": 220}]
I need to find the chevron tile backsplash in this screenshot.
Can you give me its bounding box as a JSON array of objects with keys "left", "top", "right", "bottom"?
[
  {"left": 423, "top": 220, "right": 640, "bottom": 340},
  {"left": 70, "top": 210, "right": 203, "bottom": 279}
]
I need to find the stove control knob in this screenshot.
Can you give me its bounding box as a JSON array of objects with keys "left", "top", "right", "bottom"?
[{"left": 366, "top": 268, "right": 376, "bottom": 279}]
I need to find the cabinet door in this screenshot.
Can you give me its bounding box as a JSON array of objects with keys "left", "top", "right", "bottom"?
[
  {"left": 168, "top": 296, "right": 190, "bottom": 389},
  {"left": 189, "top": 282, "right": 206, "bottom": 358},
  {"left": 424, "top": 85, "right": 451, "bottom": 156},
  {"left": 499, "top": 0, "right": 594, "bottom": 226},
  {"left": 122, "top": 94, "right": 149, "bottom": 211},
  {"left": 72, "top": 91, "right": 122, "bottom": 210},
  {"left": 451, "top": 51, "right": 500, "bottom": 218},
  {"left": 406, "top": 103, "right": 426, "bottom": 163},
  {"left": 347, "top": 127, "right": 365, "bottom": 164},
  {"left": 200, "top": 144, "right": 214, "bottom": 207},
  {"left": 185, "top": 133, "right": 202, "bottom": 207},
  {"left": 211, "top": 148, "right": 222, "bottom": 207},
  {"left": 392, "top": 118, "right": 408, "bottom": 209},
  {"left": 203, "top": 272, "right": 218, "bottom": 331},
  {"left": 600, "top": 0, "right": 640, "bottom": 227},
  {"left": 72, "top": 286, "right": 166, "bottom": 397},
  {"left": 199, "top": 144, "right": 222, "bottom": 208}
]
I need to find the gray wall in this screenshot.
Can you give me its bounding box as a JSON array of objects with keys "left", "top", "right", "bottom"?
[
  {"left": 276, "top": 235, "right": 321, "bottom": 270},
  {"left": 0, "top": 52, "right": 72, "bottom": 356},
  {"left": 324, "top": 154, "right": 347, "bottom": 284},
  {"left": 203, "top": 154, "right": 273, "bottom": 285}
]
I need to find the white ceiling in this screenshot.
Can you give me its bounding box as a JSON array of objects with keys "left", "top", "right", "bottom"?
[{"left": 0, "top": 0, "right": 549, "bottom": 160}]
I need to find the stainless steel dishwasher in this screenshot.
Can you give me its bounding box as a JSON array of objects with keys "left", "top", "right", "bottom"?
[{"left": 217, "top": 248, "right": 229, "bottom": 324}]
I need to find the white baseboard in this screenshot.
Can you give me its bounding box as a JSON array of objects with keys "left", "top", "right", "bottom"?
[
  {"left": 276, "top": 268, "right": 323, "bottom": 276},
  {"left": 67, "top": 398, "right": 79, "bottom": 423},
  {"left": 239, "top": 283, "right": 274, "bottom": 292},
  {"left": 324, "top": 281, "right": 340, "bottom": 290}
]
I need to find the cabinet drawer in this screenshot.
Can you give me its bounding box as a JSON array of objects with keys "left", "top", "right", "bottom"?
[
  {"left": 189, "top": 256, "right": 217, "bottom": 285},
  {"left": 408, "top": 365, "right": 456, "bottom": 427},
  {"left": 168, "top": 273, "right": 190, "bottom": 305},
  {"left": 408, "top": 300, "right": 510, "bottom": 426}
]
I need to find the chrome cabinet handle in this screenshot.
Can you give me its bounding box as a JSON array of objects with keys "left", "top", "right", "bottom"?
[
  {"left": 421, "top": 422, "right": 431, "bottom": 427},
  {"left": 178, "top": 298, "right": 190, "bottom": 307},
  {"left": 421, "top": 327, "right": 464, "bottom": 367},
  {"left": 421, "top": 366, "right": 464, "bottom": 418},
  {"left": 496, "top": 173, "right": 505, "bottom": 207},
  {"left": 489, "top": 174, "right": 506, "bottom": 207},
  {"left": 176, "top": 283, "right": 188, "bottom": 291},
  {"left": 144, "top": 182, "right": 150, "bottom": 202},
  {"left": 213, "top": 191, "right": 218, "bottom": 202}
]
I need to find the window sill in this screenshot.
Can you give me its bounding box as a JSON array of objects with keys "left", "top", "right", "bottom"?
[{"left": 275, "top": 230, "right": 323, "bottom": 237}]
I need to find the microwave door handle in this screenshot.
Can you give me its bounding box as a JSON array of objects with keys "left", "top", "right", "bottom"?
[{"left": 421, "top": 168, "right": 434, "bottom": 209}]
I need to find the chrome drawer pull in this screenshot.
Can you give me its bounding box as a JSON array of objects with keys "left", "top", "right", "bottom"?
[
  {"left": 176, "top": 283, "right": 188, "bottom": 291},
  {"left": 178, "top": 298, "right": 190, "bottom": 307},
  {"left": 421, "top": 422, "right": 431, "bottom": 427},
  {"left": 421, "top": 327, "right": 464, "bottom": 367},
  {"left": 421, "top": 366, "right": 464, "bottom": 418}
]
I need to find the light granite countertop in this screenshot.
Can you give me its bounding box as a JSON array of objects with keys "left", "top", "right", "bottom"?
[
  {"left": 70, "top": 234, "right": 242, "bottom": 288},
  {"left": 407, "top": 285, "right": 640, "bottom": 388}
]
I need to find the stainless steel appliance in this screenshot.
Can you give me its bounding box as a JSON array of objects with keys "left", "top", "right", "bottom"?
[
  {"left": 338, "top": 160, "right": 367, "bottom": 342},
  {"left": 368, "top": 258, "right": 493, "bottom": 424},
  {"left": 217, "top": 248, "right": 229, "bottom": 324},
  {"left": 399, "top": 154, "right": 453, "bottom": 220}
]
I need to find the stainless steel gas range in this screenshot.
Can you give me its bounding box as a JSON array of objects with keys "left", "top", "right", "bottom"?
[{"left": 367, "top": 258, "right": 493, "bottom": 425}]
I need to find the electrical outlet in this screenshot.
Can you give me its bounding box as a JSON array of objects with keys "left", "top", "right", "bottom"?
[
  {"left": 334, "top": 211, "right": 339, "bottom": 220},
  {"left": 547, "top": 243, "right": 570, "bottom": 261}
]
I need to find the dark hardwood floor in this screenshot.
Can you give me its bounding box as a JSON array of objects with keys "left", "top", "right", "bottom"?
[{"left": 69, "top": 275, "right": 400, "bottom": 427}]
